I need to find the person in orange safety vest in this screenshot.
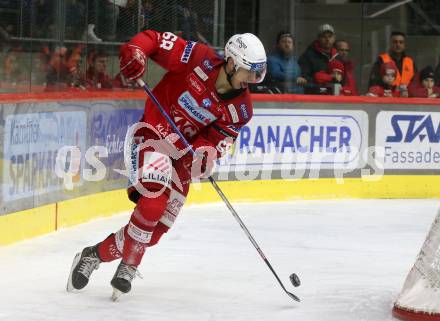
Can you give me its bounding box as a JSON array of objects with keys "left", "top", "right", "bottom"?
[{"left": 368, "top": 31, "right": 416, "bottom": 97}]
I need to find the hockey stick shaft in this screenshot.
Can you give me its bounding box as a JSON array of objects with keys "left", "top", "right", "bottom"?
[{"left": 136, "top": 79, "right": 300, "bottom": 302}]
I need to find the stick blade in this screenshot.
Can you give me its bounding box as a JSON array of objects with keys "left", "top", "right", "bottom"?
[{"left": 286, "top": 291, "right": 301, "bottom": 302}]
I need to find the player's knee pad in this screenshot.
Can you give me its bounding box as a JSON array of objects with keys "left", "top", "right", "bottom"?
[
  {"left": 131, "top": 193, "right": 169, "bottom": 230},
  {"left": 134, "top": 188, "right": 187, "bottom": 247},
  {"left": 159, "top": 188, "right": 187, "bottom": 228}
]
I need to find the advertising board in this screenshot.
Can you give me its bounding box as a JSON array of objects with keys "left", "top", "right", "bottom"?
[
  {"left": 376, "top": 111, "right": 440, "bottom": 169},
  {"left": 216, "top": 109, "right": 369, "bottom": 173},
  {"left": 3, "top": 111, "right": 87, "bottom": 201}
]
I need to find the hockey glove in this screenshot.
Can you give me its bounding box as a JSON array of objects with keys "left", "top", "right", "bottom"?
[
  {"left": 120, "top": 44, "right": 147, "bottom": 80},
  {"left": 182, "top": 146, "right": 216, "bottom": 179}
]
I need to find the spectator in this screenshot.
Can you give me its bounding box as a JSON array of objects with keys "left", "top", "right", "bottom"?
[
  {"left": 368, "top": 31, "right": 416, "bottom": 96},
  {"left": 46, "top": 46, "right": 69, "bottom": 90},
  {"left": 2, "top": 47, "right": 28, "bottom": 87},
  {"left": 318, "top": 60, "right": 344, "bottom": 95},
  {"left": 66, "top": 46, "right": 86, "bottom": 89},
  {"left": 30, "top": 46, "right": 51, "bottom": 89},
  {"left": 25, "top": 0, "right": 56, "bottom": 39},
  {"left": 86, "top": 0, "right": 127, "bottom": 42},
  {"left": 117, "top": 0, "right": 156, "bottom": 42},
  {"left": 311, "top": 59, "right": 353, "bottom": 96},
  {"left": 85, "top": 50, "right": 113, "bottom": 89},
  {"left": 117, "top": 1, "right": 138, "bottom": 41},
  {"left": 367, "top": 61, "right": 400, "bottom": 97},
  {"left": 299, "top": 23, "right": 342, "bottom": 94},
  {"left": 0, "top": 0, "right": 19, "bottom": 38},
  {"left": 434, "top": 56, "right": 440, "bottom": 86},
  {"left": 335, "top": 40, "right": 358, "bottom": 95},
  {"left": 65, "top": 0, "right": 86, "bottom": 40},
  {"left": 46, "top": 45, "right": 86, "bottom": 91},
  {"left": 409, "top": 66, "right": 440, "bottom": 98},
  {"left": 197, "top": 4, "right": 214, "bottom": 44},
  {"left": 175, "top": 0, "right": 209, "bottom": 44},
  {"left": 266, "top": 31, "right": 306, "bottom": 94},
  {"left": 142, "top": 0, "right": 154, "bottom": 29},
  {"left": 0, "top": 25, "right": 10, "bottom": 42}
]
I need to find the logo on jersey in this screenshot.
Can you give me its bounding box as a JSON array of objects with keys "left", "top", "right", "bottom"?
[
  {"left": 154, "top": 124, "right": 170, "bottom": 138},
  {"left": 239, "top": 103, "right": 249, "bottom": 120},
  {"left": 194, "top": 66, "right": 208, "bottom": 81},
  {"left": 203, "top": 59, "right": 213, "bottom": 71},
  {"left": 210, "top": 91, "right": 219, "bottom": 103},
  {"left": 141, "top": 152, "right": 172, "bottom": 187},
  {"left": 178, "top": 91, "right": 216, "bottom": 125},
  {"left": 227, "top": 104, "right": 240, "bottom": 123},
  {"left": 202, "top": 98, "right": 212, "bottom": 108},
  {"left": 186, "top": 73, "right": 206, "bottom": 95},
  {"left": 173, "top": 112, "right": 198, "bottom": 138},
  {"left": 180, "top": 41, "right": 195, "bottom": 63}
]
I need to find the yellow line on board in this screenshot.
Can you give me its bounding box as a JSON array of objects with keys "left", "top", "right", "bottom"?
[
  {"left": 56, "top": 189, "right": 134, "bottom": 229},
  {"left": 186, "top": 176, "right": 440, "bottom": 203},
  {"left": 0, "top": 204, "right": 56, "bottom": 245}
]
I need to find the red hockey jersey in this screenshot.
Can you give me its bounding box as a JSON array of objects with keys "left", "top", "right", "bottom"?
[{"left": 128, "top": 30, "right": 253, "bottom": 159}]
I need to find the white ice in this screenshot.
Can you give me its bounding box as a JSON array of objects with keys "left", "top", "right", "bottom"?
[{"left": 1, "top": 199, "right": 439, "bottom": 321}]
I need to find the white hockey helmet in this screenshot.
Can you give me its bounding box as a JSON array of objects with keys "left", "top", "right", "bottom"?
[{"left": 224, "top": 33, "right": 267, "bottom": 83}]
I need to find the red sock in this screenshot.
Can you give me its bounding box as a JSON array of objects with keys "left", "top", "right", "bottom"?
[
  {"left": 122, "top": 194, "right": 168, "bottom": 266},
  {"left": 97, "top": 227, "right": 126, "bottom": 262}
]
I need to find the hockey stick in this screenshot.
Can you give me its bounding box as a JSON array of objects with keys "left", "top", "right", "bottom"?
[{"left": 136, "top": 79, "right": 300, "bottom": 302}]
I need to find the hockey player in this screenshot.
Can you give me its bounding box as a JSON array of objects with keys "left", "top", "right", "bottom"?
[{"left": 67, "top": 30, "right": 267, "bottom": 299}]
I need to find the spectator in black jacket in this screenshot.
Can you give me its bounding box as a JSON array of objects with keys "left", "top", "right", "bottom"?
[{"left": 299, "top": 24, "right": 342, "bottom": 94}]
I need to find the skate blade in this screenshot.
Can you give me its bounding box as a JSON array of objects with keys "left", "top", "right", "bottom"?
[
  {"left": 111, "top": 288, "right": 123, "bottom": 301},
  {"left": 66, "top": 252, "right": 81, "bottom": 292}
]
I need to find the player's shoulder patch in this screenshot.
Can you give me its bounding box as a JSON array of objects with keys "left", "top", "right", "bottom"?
[
  {"left": 233, "top": 94, "right": 253, "bottom": 122},
  {"left": 194, "top": 66, "right": 208, "bottom": 81},
  {"left": 227, "top": 104, "right": 240, "bottom": 123},
  {"left": 180, "top": 41, "right": 196, "bottom": 63},
  {"left": 239, "top": 103, "right": 250, "bottom": 120},
  {"left": 202, "top": 59, "right": 214, "bottom": 72}
]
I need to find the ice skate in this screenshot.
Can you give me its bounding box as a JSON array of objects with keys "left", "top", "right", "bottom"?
[
  {"left": 110, "top": 261, "right": 137, "bottom": 301},
  {"left": 66, "top": 245, "right": 101, "bottom": 292}
]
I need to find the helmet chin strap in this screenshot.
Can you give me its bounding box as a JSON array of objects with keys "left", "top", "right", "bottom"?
[{"left": 224, "top": 63, "right": 235, "bottom": 88}]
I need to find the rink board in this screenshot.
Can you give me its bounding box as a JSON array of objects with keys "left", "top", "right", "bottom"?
[
  {"left": 1, "top": 175, "right": 440, "bottom": 245},
  {"left": 1, "top": 92, "right": 440, "bottom": 245}
]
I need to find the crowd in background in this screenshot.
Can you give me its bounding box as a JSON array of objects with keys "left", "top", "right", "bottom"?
[
  {"left": 1, "top": 1, "right": 440, "bottom": 98},
  {"left": 0, "top": 0, "right": 212, "bottom": 92},
  {"left": 263, "top": 25, "right": 440, "bottom": 98}
]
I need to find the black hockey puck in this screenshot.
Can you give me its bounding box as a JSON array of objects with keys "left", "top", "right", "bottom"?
[{"left": 290, "top": 273, "right": 301, "bottom": 287}]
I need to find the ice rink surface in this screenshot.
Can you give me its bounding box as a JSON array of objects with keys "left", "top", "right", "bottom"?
[{"left": 1, "top": 199, "right": 439, "bottom": 321}]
